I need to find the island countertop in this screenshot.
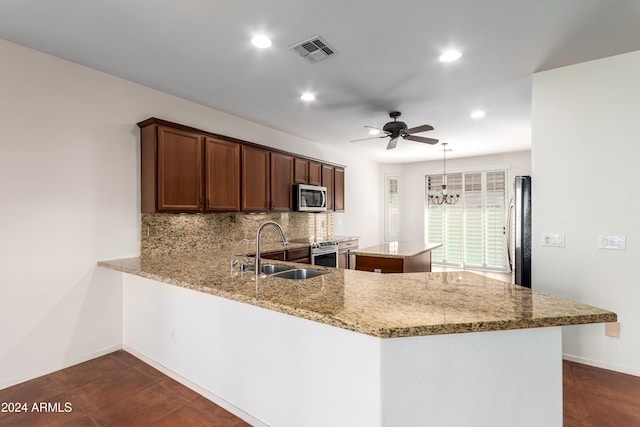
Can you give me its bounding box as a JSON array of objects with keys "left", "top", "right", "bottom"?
[
  {"left": 351, "top": 241, "right": 442, "bottom": 259},
  {"left": 98, "top": 250, "right": 616, "bottom": 338}
]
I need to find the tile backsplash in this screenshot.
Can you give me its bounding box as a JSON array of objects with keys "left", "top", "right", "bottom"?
[{"left": 141, "top": 212, "right": 334, "bottom": 256}]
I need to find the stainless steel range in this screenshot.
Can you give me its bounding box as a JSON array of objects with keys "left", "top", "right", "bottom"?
[
  {"left": 310, "top": 240, "right": 339, "bottom": 268},
  {"left": 291, "top": 238, "right": 339, "bottom": 268}
]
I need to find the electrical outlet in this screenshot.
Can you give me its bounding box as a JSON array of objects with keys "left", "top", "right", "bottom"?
[
  {"left": 541, "top": 233, "right": 565, "bottom": 247},
  {"left": 599, "top": 235, "right": 626, "bottom": 250},
  {"left": 605, "top": 322, "right": 620, "bottom": 338}
]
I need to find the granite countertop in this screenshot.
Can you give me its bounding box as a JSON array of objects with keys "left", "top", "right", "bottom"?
[
  {"left": 334, "top": 235, "right": 360, "bottom": 242},
  {"left": 98, "top": 249, "right": 616, "bottom": 338},
  {"left": 351, "top": 242, "right": 443, "bottom": 259}
]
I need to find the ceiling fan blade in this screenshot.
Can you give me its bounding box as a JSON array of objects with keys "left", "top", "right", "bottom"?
[
  {"left": 386, "top": 137, "right": 399, "bottom": 150},
  {"left": 350, "top": 135, "right": 389, "bottom": 142},
  {"left": 403, "top": 135, "right": 439, "bottom": 145},
  {"left": 404, "top": 124, "right": 434, "bottom": 134},
  {"left": 350, "top": 135, "right": 387, "bottom": 142}
]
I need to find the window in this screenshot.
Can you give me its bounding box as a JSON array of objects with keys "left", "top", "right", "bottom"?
[
  {"left": 385, "top": 175, "right": 400, "bottom": 241},
  {"left": 425, "top": 170, "right": 507, "bottom": 271}
]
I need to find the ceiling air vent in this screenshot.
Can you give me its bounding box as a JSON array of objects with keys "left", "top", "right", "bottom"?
[{"left": 290, "top": 35, "right": 337, "bottom": 64}]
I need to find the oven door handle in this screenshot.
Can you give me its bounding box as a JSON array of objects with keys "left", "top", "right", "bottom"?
[{"left": 312, "top": 249, "right": 338, "bottom": 255}]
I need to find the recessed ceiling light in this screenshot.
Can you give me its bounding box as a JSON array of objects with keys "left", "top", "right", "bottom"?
[
  {"left": 439, "top": 50, "right": 462, "bottom": 62},
  {"left": 300, "top": 93, "right": 315, "bottom": 101},
  {"left": 251, "top": 35, "right": 272, "bottom": 49},
  {"left": 470, "top": 110, "right": 486, "bottom": 119}
]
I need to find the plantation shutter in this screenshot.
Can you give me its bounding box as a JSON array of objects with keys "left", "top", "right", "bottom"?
[
  {"left": 426, "top": 174, "right": 463, "bottom": 265},
  {"left": 426, "top": 170, "right": 508, "bottom": 271},
  {"left": 385, "top": 176, "right": 400, "bottom": 241},
  {"left": 485, "top": 171, "right": 507, "bottom": 268},
  {"left": 444, "top": 173, "right": 463, "bottom": 265},
  {"left": 464, "top": 173, "right": 483, "bottom": 267},
  {"left": 426, "top": 175, "right": 445, "bottom": 261}
]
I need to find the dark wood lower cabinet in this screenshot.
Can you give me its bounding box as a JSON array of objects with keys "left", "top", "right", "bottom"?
[
  {"left": 287, "top": 247, "right": 311, "bottom": 264},
  {"left": 261, "top": 250, "right": 286, "bottom": 261},
  {"left": 257, "top": 247, "right": 310, "bottom": 264},
  {"left": 355, "top": 252, "right": 432, "bottom": 273}
]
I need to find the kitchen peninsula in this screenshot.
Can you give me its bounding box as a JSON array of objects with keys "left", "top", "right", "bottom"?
[
  {"left": 99, "top": 249, "right": 615, "bottom": 427},
  {"left": 352, "top": 241, "right": 442, "bottom": 273}
]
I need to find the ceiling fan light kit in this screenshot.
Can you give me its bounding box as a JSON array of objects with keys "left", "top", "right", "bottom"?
[{"left": 351, "top": 111, "right": 439, "bottom": 150}]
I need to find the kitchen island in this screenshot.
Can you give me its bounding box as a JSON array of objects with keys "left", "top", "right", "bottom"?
[
  {"left": 99, "top": 250, "right": 615, "bottom": 427},
  {"left": 351, "top": 241, "right": 442, "bottom": 273}
]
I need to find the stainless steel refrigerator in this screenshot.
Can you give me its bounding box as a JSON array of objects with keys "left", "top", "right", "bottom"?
[{"left": 507, "top": 176, "right": 532, "bottom": 288}]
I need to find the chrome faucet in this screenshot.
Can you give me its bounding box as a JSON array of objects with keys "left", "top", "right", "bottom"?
[
  {"left": 255, "top": 221, "right": 288, "bottom": 280},
  {"left": 230, "top": 238, "right": 251, "bottom": 273}
]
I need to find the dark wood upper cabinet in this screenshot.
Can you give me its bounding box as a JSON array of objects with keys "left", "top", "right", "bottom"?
[
  {"left": 295, "top": 158, "right": 322, "bottom": 186},
  {"left": 322, "top": 164, "right": 334, "bottom": 211},
  {"left": 139, "top": 118, "right": 345, "bottom": 213},
  {"left": 205, "top": 137, "right": 241, "bottom": 211},
  {"left": 155, "top": 126, "right": 203, "bottom": 212},
  {"left": 334, "top": 167, "right": 345, "bottom": 212},
  {"left": 271, "top": 152, "right": 294, "bottom": 211},
  {"left": 242, "top": 145, "right": 270, "bottom": 212},
  {"left": 308, "top": 161, "right": 322, "bottom": 186},
  {"left": 294, "top": 158, "right": 309, "bottom": 184}
]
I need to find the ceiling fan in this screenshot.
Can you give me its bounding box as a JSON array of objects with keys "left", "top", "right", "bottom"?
[{"left": 351, "top": 111, "right": 439, "bottom": 150}]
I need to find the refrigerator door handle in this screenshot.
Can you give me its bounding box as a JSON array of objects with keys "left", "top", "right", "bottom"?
[{"left": 506, "top": 198, "right": 514, "bottom": 272}]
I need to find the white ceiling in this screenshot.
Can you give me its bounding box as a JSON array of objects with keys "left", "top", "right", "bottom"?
[{"left": 2, "top": 0, "right": 640, "bottom": 163}]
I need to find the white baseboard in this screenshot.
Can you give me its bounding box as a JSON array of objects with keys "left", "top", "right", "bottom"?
[
  {"left": 122, "top": 345, "right": 268, "bottom": 427},
  {"left": 0, "top": 344, "right": 123, "bottom": 390},
  {"left": 563, "top": 353, "right": 640, "bottom": 378}
]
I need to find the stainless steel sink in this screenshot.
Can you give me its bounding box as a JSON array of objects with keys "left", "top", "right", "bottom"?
[
  {"left": 270, "top": 268, "right": 328, "bottom": 280},
  {"left": 261, "top": 264, "right": 291, "bottom": 275}
]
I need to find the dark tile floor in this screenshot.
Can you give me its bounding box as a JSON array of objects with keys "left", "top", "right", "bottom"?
[
  {"left": 564, "top": 360, "right": 640, "bottom": 426},
  {"left": 0, "top": 351, "right": 250, "bottom": 426},
  {"left": 2, "top": 351, "right": 639, "bottom": 426}
]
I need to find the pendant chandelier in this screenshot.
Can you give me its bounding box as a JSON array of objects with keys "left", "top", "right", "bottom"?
[{"left": 429, "top": 142, "right": 459, "bottom": 205}]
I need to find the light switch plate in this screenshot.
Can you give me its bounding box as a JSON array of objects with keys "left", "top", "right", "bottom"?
[
  {"left": 541, "top": 233, "right": 565, "bottom": 247},
  {"left": 599, "top": 235, "right": 626, "bottom": 250}
]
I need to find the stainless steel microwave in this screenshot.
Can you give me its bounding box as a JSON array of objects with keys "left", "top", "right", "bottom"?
[{"left": 293, "top": 184, "right": 327, "bottom": 212}]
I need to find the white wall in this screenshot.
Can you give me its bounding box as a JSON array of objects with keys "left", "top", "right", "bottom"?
[
  {"left": 380, "top": 151, "right": 531, "bottom": 243},
  {"left": 123, "top": 274, "right": 382, "bottom": 427},
  {"left": 532, "top": 50, "right": 640, "bottom": 375},
  {"left": 124, "top": 272, "right": 561, "bottom": 427},
  {"left": 0, "top": 38, "right": 380, "bottom": 388}
]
